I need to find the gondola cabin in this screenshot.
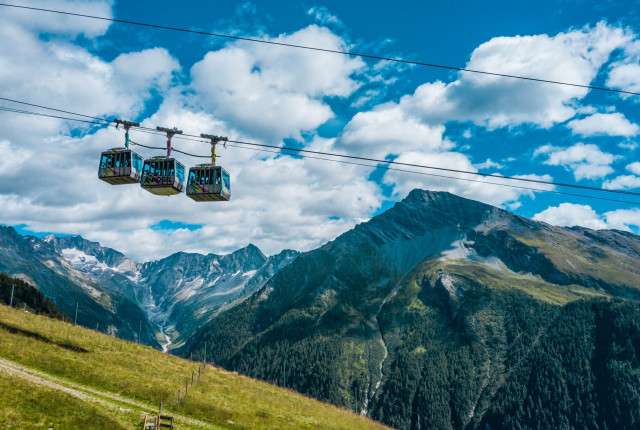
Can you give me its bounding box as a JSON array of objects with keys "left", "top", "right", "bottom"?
[
  {"left": 186, "top": 164, "right": 231, "bottom": 202},
  {"left": 98, "top": 148, "right": 143, "bottom": 185},
  {"left": 141, "top": 156, "right": 185, "bottom": 196}
]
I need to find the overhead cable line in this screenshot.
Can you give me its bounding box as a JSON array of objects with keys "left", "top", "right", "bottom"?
[
  {"left": 0, "top": 106, "right": 112, "bottom": 126},
  {"left": 158, "top": 142, "right": 640, "bottom": 206},
  {"left": 0, "top": 96, "right": 114, "bottom": 123},
  {"left": 1, "top": 102, "right": 639, "bottom": 205},
  {"left": 1, "top": 3, "right": 638, "bottom": 97}
]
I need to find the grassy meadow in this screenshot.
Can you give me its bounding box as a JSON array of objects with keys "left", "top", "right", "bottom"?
[{"left": 0, "top": 304, "right": 390, "bottom": 429}]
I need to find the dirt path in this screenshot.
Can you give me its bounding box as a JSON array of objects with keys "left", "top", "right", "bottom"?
[{"left": 0, "top": 357, "right": 210, "bottom": 427}]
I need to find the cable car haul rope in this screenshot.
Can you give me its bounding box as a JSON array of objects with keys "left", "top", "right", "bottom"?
[{"left": 0, "top": 99, "right": 638, "bottom": 205}]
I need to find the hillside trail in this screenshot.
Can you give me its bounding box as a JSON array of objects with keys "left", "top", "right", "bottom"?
[{"left": 0, "top": 357, "right": 209, "bottom": 427}]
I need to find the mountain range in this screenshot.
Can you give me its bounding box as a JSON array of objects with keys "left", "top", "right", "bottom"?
[
  {"left": 2, "top": 189, "right": 640, "bottom": 429},
  {"left": 187, "top": 189, "right": 640, "bottom": 429},
  {"left": 0, "top": 226, "right": 297, "bottom": 351}
]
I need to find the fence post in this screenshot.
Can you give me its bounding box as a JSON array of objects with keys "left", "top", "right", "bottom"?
[
  {"left": 191, "top": 370, "right": 194, "bottom": 386},
  {"left": 9, "top": 285, "right": 14, "bottom": 307},
  {"left": 177, "top": 389, "right": 181, "bottom": 407},
  {"left": 159, "top": 398, "right": 163, "bottom": 417},
  {"left": 185, "top": 379, "right": 188, "bottom": 395},
  {"left": 74, "top": 302, "right": 78, "bottom": 326}
]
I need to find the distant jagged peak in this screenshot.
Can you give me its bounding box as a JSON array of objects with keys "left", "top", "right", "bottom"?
[{"left": 42, "top": 233, "right": 57, "bottom": 243}]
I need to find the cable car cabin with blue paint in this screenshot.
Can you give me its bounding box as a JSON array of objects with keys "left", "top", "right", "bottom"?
[
  {"left": 141, "top": 156, "right": 185, "bottom": 196},
  {"left": 187, "top": 164, "right": 231, "bottom": 201},
  {"left": 98, "top": 148, "right": 143, "bottom": 185}
]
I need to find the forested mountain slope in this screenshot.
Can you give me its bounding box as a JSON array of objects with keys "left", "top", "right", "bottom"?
[{"left": 190, "top": 189, "right": 640, "bottom": 429}]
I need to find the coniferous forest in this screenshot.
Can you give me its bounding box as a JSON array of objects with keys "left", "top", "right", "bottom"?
[{"left": 0, "top": 273, "right": 66, "bottom": 319}]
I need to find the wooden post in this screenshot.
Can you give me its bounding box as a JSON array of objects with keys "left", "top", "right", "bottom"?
[
  {"left": 185, "top": 379, "right": 188, "bottom": 395},
  {"left": 159, "top": 398, "right": 163, "bottom": 417},
  {"left": 191, "top": 370, "right": 195, "bottom": 386},
  {"left": 177, "top": 389, "right": 181, "bottom": 407},
  {"left": 74, "top": 302, "right": 78, "bottom": 326},
  {"left": 9, "top": 285, "right": 14, "bottom": 307},
  {"left": 138, "top": 321, "right": 142, "bottom": 345}
]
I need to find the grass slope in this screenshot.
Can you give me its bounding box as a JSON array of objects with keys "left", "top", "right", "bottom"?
[{"left": 0, "top": 304, "right": 389, "bottom": 430}]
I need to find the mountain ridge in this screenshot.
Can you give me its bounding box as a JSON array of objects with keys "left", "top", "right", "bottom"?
[
  {"left": 188, "top": 189, "right": 640, "bottom": 429},
  {"left": 0, "top": 225, "right": 299, "bottom": 351}
]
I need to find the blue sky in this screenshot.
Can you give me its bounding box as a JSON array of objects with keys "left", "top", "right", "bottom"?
[{"left": 0, "top": 0, "right": 639, "bottom": 261}]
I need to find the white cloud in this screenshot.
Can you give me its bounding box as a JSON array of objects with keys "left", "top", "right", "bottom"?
[
  {"left": 396, "top": 22, "right": 633, "bottom": 129},
  {"left": 0, "top": 19, "right": 180, "bottom": 123},
  {"left": 475, "top": 158, "right": 503, "bottom": 170},
  {"left": 111, "top": 48, "right": 179, "bottom": 95},
  {"left": 534, "top": 203, "right": 640, "bottom": 232},
  {"left": 339, "top": 103, "right": 451, "bottom": 158},
  {"left": 533, "top": 203, "right": 609, "bottom": 229},
  {"left": 534, "top": 142, "right": 618, "bottom": 180},
  {"left": 603, "top": 175, "right": 640, "bottom": 190},
  {"left": 189, "top": 25, "right": 364, "bottom": 140},
  {"left": 3, "top": 0, "right": 113, "bottom": 38},
  {"left": 307, "top": 6, "right": 343, "bottom": 27},
  {"left": 604, "top": 209, "right": 640, "bottom": 231},
  {"left": 607, "top": 39, "right": 640, "bottom": 96},
  {"left": 627, "top": 162, "right": 640, "bottom": 175},
  {"left": 567, "top": 112, "right": 639, "bottom": 137}
]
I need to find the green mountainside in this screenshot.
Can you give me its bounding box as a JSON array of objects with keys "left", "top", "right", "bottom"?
[
  {"left": 0, "top": 304, "right": 389, "bottom": 429},
  {"left": 188, "top": 190, "right": 640, "bottom": 429}
]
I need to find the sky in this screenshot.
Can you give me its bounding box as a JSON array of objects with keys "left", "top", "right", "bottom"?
[{"left": 0, "top": 0, "right": 639, "bottom": 261}]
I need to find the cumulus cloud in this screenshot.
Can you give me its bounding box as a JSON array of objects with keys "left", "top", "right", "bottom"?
[
  {"left": 603, "top": 175, "right": 640, "bottom": 190},
  {"left": 607, "top": 39, "right": 640, "bottom": 96},
  {"left": 534, "top": 142, "right": 619, "bottom": 180},
  {"left": 602, "top": 163, "right": 640, "bottom": 190},
  {"left": 0, "top": 17, "right": 180, "bottom": 123},
  {"left": 567, "top": 112, "right": 639, "bottom": 137},
  {"left": 627, "top": 162, "right": 640, "bottom": 175},
  {"left": 3, "top": 0, "right": 113, "bottom": 38},
  {"left": 339, "top": 103, "right": 452, "bottom": 158},
  {"left": 394, "top": 22, "right": 633, "bottom": 129},
  {"left": 534, "top": 203, "right": 640, "bottom": 232},
  {"left": 189, "top": 25, "right": 364, "bottom": 140},
  {"left": 533, "top": 203, "right": 609, "bottom": 229}
]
